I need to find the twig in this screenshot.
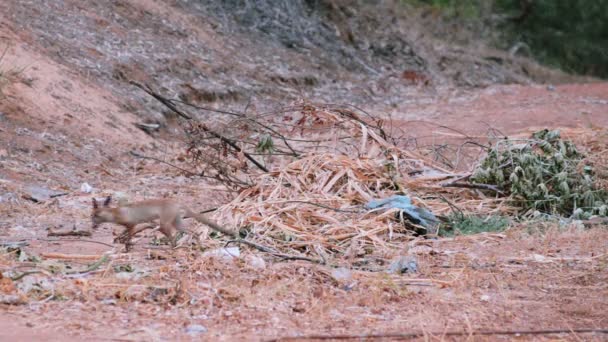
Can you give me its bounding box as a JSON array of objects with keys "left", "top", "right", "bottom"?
[
  {"left": 436, "top": 194, "right": 463, "bottom": 216},
  {"left": 129, "top": 151, "right": 199, "bottom": 177},
  {"left": 225, "top": 239, "right": 324, "bottom": 264},
  {"left": 268, "top": 328, "right": 608, "bottom": 341},
  {"left": 442, "top": 182, "right": 504, "bottom": 195},
  {"left": 0, "top": 45, "right": 9, "bottom": 64},
  {"left": 66, "top": 254, "right": 110, "bottom": 275},
  {"left": 282, "top": 200, "right": 363, "bottom": 214},
  {"left": 38, "top": 238, "right": 115, "bottom": 248},
  {"left": 131, "top": 81, "right": 269, "bottom": 172},
  {"left": 199, "top": 207, "right": 218, "bottom": 214},
  {"left": 10, "top": 270, "right": 42, "bottom": 281},
  {"left": 41, "top": 253, "right": 104, "bottom": 260}
]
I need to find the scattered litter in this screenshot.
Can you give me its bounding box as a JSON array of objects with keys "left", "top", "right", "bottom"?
[
  {"left": 0, "top": 294, "right": 25, "bottom": 305},
  {"left": 115, "top": 269, "right": 147, "bottom": 281},
  {"left": 80, "top": 182, "right": 93, "bottom": 193},
  {"left": 366, "top": 195, "right": 439, "bottom": 228},
  {"left": 330, "top": 267, "right": 353, "bottom": 282},
  {"left": 185, "top": 324, "right": 207, "bottom": 335},
  {"left": 387, "top": 256, "right": 418, "bottom": 274},
  {"left": 134, "top": 122, "right": 161, "bottom": 135},
  {"left": 202, "top": 247, "right": 240, "bottom": 260},
  {"left": 532, "top": 254, "right": 548, "bottom": 263},
  {"left": 101, "top": 298, "right": 117, "bottom": 305}
]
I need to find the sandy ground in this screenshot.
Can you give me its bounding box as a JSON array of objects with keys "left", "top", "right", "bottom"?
[{"left": 0, "top": 1, "right": 607, "bottom": 341}]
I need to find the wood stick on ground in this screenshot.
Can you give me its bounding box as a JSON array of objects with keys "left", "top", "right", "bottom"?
[{"left": 41, "top": 253, "right": 104, "bottom": 260}]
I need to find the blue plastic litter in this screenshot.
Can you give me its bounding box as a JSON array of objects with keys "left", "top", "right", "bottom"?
[{"left": 366, "top": 195, "right": 438, "bottom": 228}]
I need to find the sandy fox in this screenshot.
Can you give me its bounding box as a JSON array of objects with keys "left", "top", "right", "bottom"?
[{"left": 91, "top": 196, "right": 234, "bottom": 251}]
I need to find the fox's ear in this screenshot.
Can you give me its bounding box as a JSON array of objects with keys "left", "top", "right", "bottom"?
[
  {"left": 103, "top": 196, "right": 112, "bottom": 207},
  {"left": 92, "top": 198, "right": 98, "bottom": 209}
]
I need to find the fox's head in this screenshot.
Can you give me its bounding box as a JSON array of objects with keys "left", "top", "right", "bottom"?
[{"left": 91, "top": 196, "right": 114, "bottom": 228}]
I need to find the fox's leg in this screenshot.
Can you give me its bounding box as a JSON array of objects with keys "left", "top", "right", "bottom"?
[
  {"left": 123, "top": 224, "right": 136, "bottom": 252},
  {"left": 176, "top": 214, "right": 202, "bottom": 250},
  {"left": 114, "top": 224, "right": 153, "bottom": 244},
  {"left": 159, "top": 214, "right": 177, "bottom": 248}
]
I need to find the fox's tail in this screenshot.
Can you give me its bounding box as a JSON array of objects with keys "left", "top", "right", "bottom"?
[{"left": 183, "top": 208, "right": 236, "bottom": 238}]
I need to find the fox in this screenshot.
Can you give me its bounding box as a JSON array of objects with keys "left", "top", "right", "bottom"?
[{"left": 91, "top": 196, "right": 235, "bottom": 251}]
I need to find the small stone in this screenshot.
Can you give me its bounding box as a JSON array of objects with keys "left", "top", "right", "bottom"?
[
  {"left": 202, "top": 247, "right": 240, "bottom": 260},
  {"left": 331, "top": 267, "right": 352, "bottom": 282},
  {"left": 101, "top": 298, "right": 117, "bottom": 305},
  {"left": 532, "top": 254, "right": 547, "bottom": 262},
  {"left": 185, "top": 324, "right": 207, "bottom": 335},
  {"left": 245, "top": 255, "right": 266, "bottom": 269},
  {"left": 546, "top": 85, "right": 556, "bottom": 91},
  {"left": 480, "top": 294, "right": 490, "bottom": 302}
]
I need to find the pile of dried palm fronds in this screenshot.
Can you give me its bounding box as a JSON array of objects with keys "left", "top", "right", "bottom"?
[{"left": 208, "top": 105, "right": 508, "bottom": 260}]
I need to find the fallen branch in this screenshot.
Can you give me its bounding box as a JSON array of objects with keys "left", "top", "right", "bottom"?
[
  {"left": 442, "top": 182, "right": 504, "bottom": 195},
  {"left": 130, "top": 81, "right": 269, "bottom": 172},
  {"left": 269, "top": 328, "right": 608, "bottom": 341},
  {"left": 41, "top": 253, "right": 104, "bottom": 261}
]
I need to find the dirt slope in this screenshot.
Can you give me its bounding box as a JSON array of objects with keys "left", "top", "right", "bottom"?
[{"left": 0, "top": 1, "right": 607, "bottom": 341}]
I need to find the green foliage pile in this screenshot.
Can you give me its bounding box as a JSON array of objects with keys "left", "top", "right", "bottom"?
[
  {"left": 471, "top": 129, "right": 608, "bottom": 218},
  {"left": 440, "top": 214, "right": 510, "bottom": 236}
]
